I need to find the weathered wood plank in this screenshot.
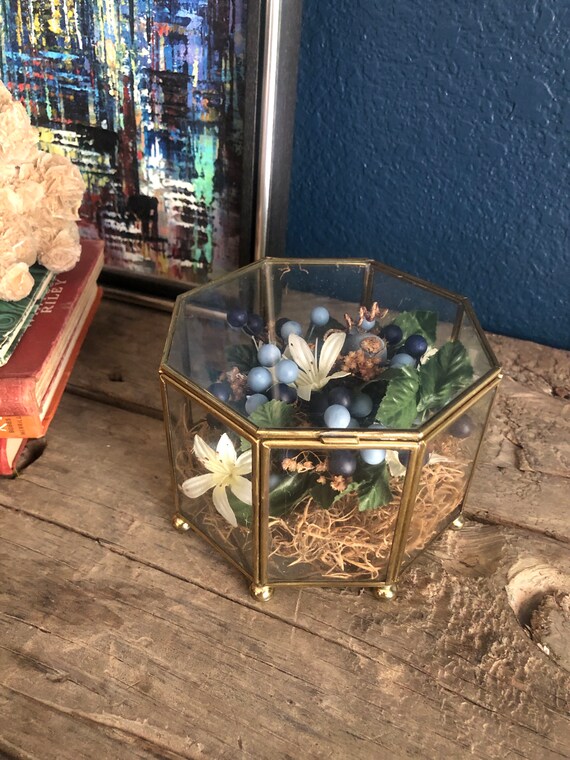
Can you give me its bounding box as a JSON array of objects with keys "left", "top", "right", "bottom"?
[
  {"left": 466, "top": 377, "right": 570, "bottom": 541},
  {"left": 1, "top": 394, "right": 570, "bottom": 759},
  {"left": 487, "top": 334, "right": 570, "bottom": 398},
  {"left": 1, "top": 507, "right": 569, "bottom": 760},
  {"left": 68, "top": 297, "right": 170, "bottom": 416}
]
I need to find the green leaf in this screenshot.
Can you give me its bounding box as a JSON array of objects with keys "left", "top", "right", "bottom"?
[
  {"left": 227, "top": 490, "right": 253, "bottom": 527},
  {"left": 269, "top": 473, "right": 310, "bottom": 516},
  {"left": 239, "top": 436, "right": 251, "bottom": 452},
  {"left": 375, "top": 366, "right": 420, "bottom": 428},
  {"left": 228, "top": 472, "right": 310, "bottom": 525},
  {"left": 225, "top": 343, "right": 257, "bottom": 373},
  {"left": 309, "top": 482, "right": 337, "bottom": 510},
  {"left": 392, "top": 310, "right": 438, "bottom": 345},
  {"left": 356, "top": 462, "right": 392, "bottom": 511},
  {"left": 248, "top": 399, "right": 295, "bottom": 429},
  {"left": 332, "top": 481, "right": 360, "bottom": 505},
  {"left": 417, "top": 341, "right": 474, "bottom": 414}
]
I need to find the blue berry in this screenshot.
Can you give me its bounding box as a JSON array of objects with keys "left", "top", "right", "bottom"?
[
  {"left": 382, "top": 324, "right": 403, "bottom": 344},
  {"left": 404, "top": 334, "right": 428, "bottom": 358},
  {"left": 275, "top": 317, "right": 291, "bottom": 336},
  {"left": 311, "top": 306, "right": 330, "bottom": 326},
  {"left": 329, "top": 450, "right": 357, "bottom": 476},
  {"left": 349, "top": 392, "right": 373, "bottom": 418},
  {"left": 247, "top": 366, "right": 272, "bottom": 392},
  {"left": 360, "top": 448, "right": 386, "bottom": 465},
  {"left": 270, "top": 383, "right": 298, "bottom": 404},
  {"left": 245, "top": 393, "right": 268, "bottom": 414},
  {"left": 276, "top": 359, "right": 299, "bottom": 384},
  {"left": 398, "top": 450, "right": 430, "bottom": 466},
  {"left": 258, "top": 343, "right": 281, "bottom": 367},
  {"left": 361, "top": 317, "right": 376, "bottom": 331},
  {"left": 208, "top": 381, "right": 231, "bottom": 402},
  {"left": 245, "top": 313, "right": 265, "bottom": 336},
  {"left": 449, "top": 415, "right": 474, "bottom": 438},
  {"left": 324, "top": 404, "right": 351, "bottom": 428},
  {"left": 280, "top": 320, "right": 303, "bottom": 340},
  {"left": 227, "top": 307, "right": 248, "bottom": 328},
  {"left": 328, "top": 385, "right": 352, "bottom": 408},
  {"left": 391, "top": 353, "right": 416, "bottom": 368},
  {"left": 347, "top": 417, "right": 360, "bottom": 429}
]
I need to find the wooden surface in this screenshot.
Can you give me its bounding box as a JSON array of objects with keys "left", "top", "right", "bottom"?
[{"left": 1, "top": 297, "right": 570, "bottom": 759}]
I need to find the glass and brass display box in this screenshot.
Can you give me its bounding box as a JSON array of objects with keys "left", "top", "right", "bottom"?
[{"left": 160, "top": 259, "right": 501, "bottom": 601}]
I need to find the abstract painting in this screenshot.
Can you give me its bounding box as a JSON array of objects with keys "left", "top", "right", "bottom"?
[{"left": 0, "top": 0, "right": 249, "bottom": 287}]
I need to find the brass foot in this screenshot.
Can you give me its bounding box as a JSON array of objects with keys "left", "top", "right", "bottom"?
[
  {"left": 372, "top": 584, "right": 397, "bottom": 601},
  {"left": 450, "top": 515, "right": 465, "bottom": 531},
  {"left": 172, "top": 513, "right": 191, "bottom": 532},
  {"left": 249, "top": 584, "right": 274, "bottom": 602}
]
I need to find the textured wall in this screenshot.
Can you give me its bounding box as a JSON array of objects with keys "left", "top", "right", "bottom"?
[{"left": 286, "top": 1, "right": 570, "bottom": 349}]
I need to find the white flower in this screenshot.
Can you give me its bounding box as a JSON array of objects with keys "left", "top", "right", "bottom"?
[
  {"left": 386, "top": 450, "right": 407, "bottom": 478},
  {"left": 181, "top": 433, "right": 252, "bottom": 528},
  {"left": 0, "top": 262, "right": 34, "bottom": 301},
  {"left": 37, "top": 222, "right": 81, "bottom": 273},
  {"left": 386, "top": 449, "right": 450, "bottom": 479},
  {"left": 287, "top": 331, "right": 349, "bottom": 401},
  {"left": 33, "top": 152, "right": 85, "bottom": 220}
]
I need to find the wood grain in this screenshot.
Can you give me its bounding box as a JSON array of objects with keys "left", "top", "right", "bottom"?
[
  {"left": 2, "top": 297, "right": 570, "bottom": 759},
  {"left": 2, "top": 393, "right": 570, "bottom": 758},
  {"left": 68, "top": 297, "right": 170, "bottom": 417}
]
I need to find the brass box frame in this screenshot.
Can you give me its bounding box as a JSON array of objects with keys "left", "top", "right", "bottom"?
[{"left": 159, "top": 258, "right": 501, "bottom": 601}]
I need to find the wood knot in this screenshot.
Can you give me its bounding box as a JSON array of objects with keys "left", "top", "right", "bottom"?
[{"left": 506, "top": 560, "right": 570, "bottom": 672}]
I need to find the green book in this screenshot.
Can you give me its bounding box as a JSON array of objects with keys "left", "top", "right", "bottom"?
[{"left": 0, "top": 265, "right": 55, "bottom": 367}]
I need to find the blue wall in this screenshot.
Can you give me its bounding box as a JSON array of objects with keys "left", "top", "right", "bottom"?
[{"left": 286, "top": 1, "right": 570, "bottom": 350}]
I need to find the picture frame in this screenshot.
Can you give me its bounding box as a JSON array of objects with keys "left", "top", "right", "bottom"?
[{"left": 0, "top": 0, "right": 303, "bottom": 301}]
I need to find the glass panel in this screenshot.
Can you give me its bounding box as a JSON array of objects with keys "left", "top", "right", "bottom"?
[
  {"left": 266, "top": 444, "right": 409, "bottom": 584},
  {"left": 164, "top": 259, "right": 495, "bottom": 435},
  {"left": 458, "top": 309, "right": 494, "bottom": 380},
  {"left": 371, "top": 266, "right": 459, "bottom": 341},
  {"left": 165, "top": 384, "right": 254, "bottom": 576},
  {"left": 400, "top": 389, "right": 496, "bottom": 570},
  {"left": 270, "top": 260, "right": 369, "bottom": 317},
  {"left": 166, "top": 266, "right": 261, "bottom": 393},
  {"left": 369, "top": 267, "right": 492, "bottom": 425}
]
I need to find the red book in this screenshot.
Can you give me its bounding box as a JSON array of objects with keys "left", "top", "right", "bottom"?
[
  {"left": 0, "top": 286, "right": 102, "bottom": 471},
  {"left": 0, "top": 239, "right": 103, "bottom": 435},
  {"left": 0, "top": 438, "right": 48, "bottom": 478},
  {"left": 0, "top": 437, "right": 28, "bottom": 475}
]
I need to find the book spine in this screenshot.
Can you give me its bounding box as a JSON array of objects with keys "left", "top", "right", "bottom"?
[
  {"left": 0, "top": 378, "right": 40, "bottom": 437},
  {"left": 0, "top": 414, "right": 42, "bottom": 438}
]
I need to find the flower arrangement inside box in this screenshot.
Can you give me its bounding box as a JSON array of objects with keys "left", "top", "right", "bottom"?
[{"left": 160, "top": 259, "right": 501, "bottom": 600}]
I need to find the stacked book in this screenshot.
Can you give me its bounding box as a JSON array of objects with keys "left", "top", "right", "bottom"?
[{"left": 0, "top": 239, "right": 104, "bottom": 476}]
